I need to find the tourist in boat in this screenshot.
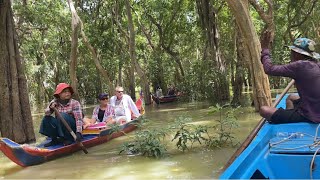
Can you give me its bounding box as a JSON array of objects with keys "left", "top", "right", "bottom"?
[
  {"left": 136, "top": 90, "right": 145, "bottom": 114},
  {"left": 83, "top": 93, "right": 115, "bottom": 129},
  {"left": 156, "top": 86, "right": 163, "bottom": 97},
  {"left": 39, "top": 83, "right": 83, "bottom": 147},
  {"left": 260, "top": 31, "right": 320, "bottom": 124},
  {"left": 167, "top": 84, "right": 176, "bottom": 96},
  {"left": 110, "top": 86, "right": 141, "bottom": 124}
]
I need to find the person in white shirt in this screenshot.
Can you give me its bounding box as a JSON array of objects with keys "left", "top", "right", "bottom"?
[{"left": 109, "top": 86, "right": 141, "bottom": 124}]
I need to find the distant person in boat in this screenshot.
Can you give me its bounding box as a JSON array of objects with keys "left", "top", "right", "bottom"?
[
  {"left": 156, "top": 86, "right": 163, "bottom": 97},
  {"left": 110, "top": 86, "right": 141, "bottom": 124},
  {"left": 167, "top": 84, "right": 176, "bottom": 96},
  {"left": 40, "top": 83, "right": 83, "bottom": 147},
  {"left": 83, "top": 93, "right": 115, "bottom": 129},
  {"left": 260, "top": 31, "right": 320, "bottom": 124},
  {"left": 136, "top": 90, "right": 145, "bottom": 114}
]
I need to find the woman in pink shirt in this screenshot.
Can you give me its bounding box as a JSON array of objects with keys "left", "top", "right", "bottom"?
[{"left": 83, "top": 93, "right": 115, "bottom": 129}]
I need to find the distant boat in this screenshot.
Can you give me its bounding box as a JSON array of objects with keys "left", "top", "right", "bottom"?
[
  {"left": 0, "top": 117, "right": 142, "bottom": 167},
  {"left": 220, "top": 94, "right": 320, "bottom": 179},
  {"left": 151, "top": 94, "right": 178, "bottom": 104}
]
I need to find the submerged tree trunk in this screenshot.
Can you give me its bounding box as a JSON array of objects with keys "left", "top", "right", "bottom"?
[
  {"left": 0, "top": 1, "right": 35, "bottom": 143},
  {"left": 226, "top": 0, "right": 272, "bottom": 110}
]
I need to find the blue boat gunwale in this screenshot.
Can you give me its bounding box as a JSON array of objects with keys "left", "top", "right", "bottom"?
[{"left": 219, "top": 94, "right": 320, "bottom": 179}]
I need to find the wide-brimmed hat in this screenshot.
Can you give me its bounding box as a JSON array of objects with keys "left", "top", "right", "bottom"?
[
  {"left": 288, "top": 38, "right": 320, "bottom": 60},
  {"left": 54, "top": 83, "right": 74, "bottom": 98},
  {"left": 98, "top": 93, "right": 109, "bottom": 100}
]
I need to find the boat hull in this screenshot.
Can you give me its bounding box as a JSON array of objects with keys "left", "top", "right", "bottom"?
[
  {"left": 220, "top": 95, "right": 320, "bottom": 179},
  {"left": 152, "top": 95, "right": 178, "bottom": 104},
  {"left": 0, "top": 118, "right": 140, "bottom": 167}
]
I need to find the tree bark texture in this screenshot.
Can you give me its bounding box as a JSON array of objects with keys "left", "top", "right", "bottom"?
[
  {"left": 231, "top": 27, "right": 245, "bottom": 106},
  {"left": 196, "top": 0, "right": 230, "bottom": 102},
  {"left": 67, "top": 0, "right": 80, "bottom": 100},
  {"left": 226, "top": 0, "right": 272, "bottom": 110},
  {"left": 0, "top": 0, "right": 35, "bottom": 143},
  {"left": 125, "top": 0, "right": 151, "bottom": 104}
]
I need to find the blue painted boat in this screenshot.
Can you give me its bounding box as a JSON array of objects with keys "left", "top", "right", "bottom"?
[{"left": 220, "top": 94, "right": 320, "bottom": 179}]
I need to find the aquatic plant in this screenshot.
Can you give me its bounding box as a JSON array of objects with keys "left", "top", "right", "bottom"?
[
  {"left": 205, "top": 104, "right": 239, "bottom": 147},
  {"left": 119, "top": 129, "right": 168, "bottom": 158}
]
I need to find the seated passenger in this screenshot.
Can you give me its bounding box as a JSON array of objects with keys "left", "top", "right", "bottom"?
[
  {"left": 136, "top": 90, "right": 145, "bottom": 114},
  {"left": 167, "top": 85, "right": 176, "bottom": 96},
  {"left": 110, "top": 86, "right": 140, "bottom": 124},
  {"left": 156, "top": 86, "right": 163, "bottom": 97},
  {"left": 83, "top": 93, "right": 115, "bottom": 129}
]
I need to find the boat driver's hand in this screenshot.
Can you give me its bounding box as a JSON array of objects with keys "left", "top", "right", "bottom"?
[{"left": 49, "top": 102, "right": 57, "bottom": 110}]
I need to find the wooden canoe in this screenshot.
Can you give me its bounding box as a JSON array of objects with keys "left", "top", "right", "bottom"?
[
  {"left": 151, "top": 94, "right": 178, "bottom": 104},
  {"left": 0, "top": 117, "right": 141, "bottom": 167}
]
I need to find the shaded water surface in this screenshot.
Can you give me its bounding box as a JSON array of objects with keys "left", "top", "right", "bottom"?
[{"left": 0, "top": 101, "right": 260, "bottom": 179}]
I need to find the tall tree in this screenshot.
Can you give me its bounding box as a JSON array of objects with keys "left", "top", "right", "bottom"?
[
  {"left": 0, "top": 0, "right": 35, "bottom": 143},
  {"left": 196, "top": 0, "right": 230, "bottom": 102},
  {"left": 226, "top": 0, "right": 272, "bottom": 110},
  {"left": 67, "top": 0, "right": 81, "bottom": 100},
  {"left": 125, "top": 0, "right": 151, "bottom": 104}
]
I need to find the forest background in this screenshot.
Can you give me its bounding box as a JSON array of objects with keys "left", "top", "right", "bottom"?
[{"left": 0, "top": 0, "right": 319, "bottom": 143}]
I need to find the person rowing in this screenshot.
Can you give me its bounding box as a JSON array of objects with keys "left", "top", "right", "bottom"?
[
  {"left": 260, "top": 31, "right": 320, "bottom": 124},
  {"left": 39, "top": 83, "right": 83, "bottom": 147}
]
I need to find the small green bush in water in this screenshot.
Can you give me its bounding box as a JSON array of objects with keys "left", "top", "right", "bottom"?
[
  {"left": 206, "top": 104, "right": 239, "bottom": 147},
  {"left": 119, "top": 105, "right": 239, "bottom": 158},
  {"left": 119, "top": 129, "right": 168, "bottom": 158}
]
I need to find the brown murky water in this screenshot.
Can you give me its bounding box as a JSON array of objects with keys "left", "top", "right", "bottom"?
[{"left": 0, "top": 101, "right": 260, "bottom": 179}]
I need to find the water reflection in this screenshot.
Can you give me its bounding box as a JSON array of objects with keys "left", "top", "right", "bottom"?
[{"left": 1, "top": 101, "right": 260, "bottom": 179}]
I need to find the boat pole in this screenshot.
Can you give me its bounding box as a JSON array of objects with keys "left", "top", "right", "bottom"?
[
  {"left": 221, "top": 79, "right": 295, "bottom": 172},
  {"left": 53, "top": 107, "right": 88, "bottom": 154}
]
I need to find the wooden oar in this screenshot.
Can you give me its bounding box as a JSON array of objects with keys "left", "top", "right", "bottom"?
[
  {"left": 52, "top": 107, "right": 88, "bottom": 154},
  {"left": 221, "top": 79, "right": 295, "bottom": 172}
]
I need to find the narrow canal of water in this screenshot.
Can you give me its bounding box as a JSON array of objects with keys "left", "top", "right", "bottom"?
[{"left": 0, "top": 101, "right": 261, "bottom": 179}]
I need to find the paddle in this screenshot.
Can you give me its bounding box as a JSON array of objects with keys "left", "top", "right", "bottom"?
[
  {"left": 221, "top": 79, "right": 295, "bottom": 172},
  {"left": 52, "top": 107, "right": 88, "bottom": 154}
]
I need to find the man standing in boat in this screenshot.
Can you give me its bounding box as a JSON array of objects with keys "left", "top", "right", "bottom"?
[
  {"left": 40, "top": 83, "right": 83, "bottom": 147},
  {"left": 109, "top": 86, "right": 140, "bottom": 124},
  {"left": 260, "top": 31, "right": 320, "bottom": 124}
]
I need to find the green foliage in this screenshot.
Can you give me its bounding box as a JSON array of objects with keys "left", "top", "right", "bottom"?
[
  {"left": 12, "top": 0, "right": 320, "bottom": 106},
  {"left": 119, "top": 104, "right": 238, "bottom": 158},
  {"left": 119, "top": 129, "right": 168, "bottom": 158},
  {"left": 206, "top": 104, "right": 239, "bottom": 147}
]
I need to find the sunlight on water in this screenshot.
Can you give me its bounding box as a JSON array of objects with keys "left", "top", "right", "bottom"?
[{"left": 1, "top": 101, "right": 260, "bottom": 179}]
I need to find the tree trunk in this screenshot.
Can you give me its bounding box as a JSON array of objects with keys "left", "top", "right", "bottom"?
[
  {"left": 67, "top": 0, "right": 80, "bottom": 100},
  {"left": 231, "top": 27, "right": 245, "bottom": 106},
  {"left": 196, "top": 0, "right": 230, "bottom": 102},
  {"left": 0, "top": 0, "right": 35, "bottom": 143},
  {"left": 226, "top": 0, "right": 272, "bottom": 110},
  {"left": 125, "top": 0, "right": 151, "bottom": 104}
]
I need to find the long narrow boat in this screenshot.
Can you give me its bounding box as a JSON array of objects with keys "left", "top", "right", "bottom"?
[
  {"left": 220, "top": 94, "right": 320, "bottom": 179},
  {"left": 0, "top": 117, "right": 141, "bottom": 167},
  {"left": 151, "top": 94, "right": 178, "bottom": 104}
]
